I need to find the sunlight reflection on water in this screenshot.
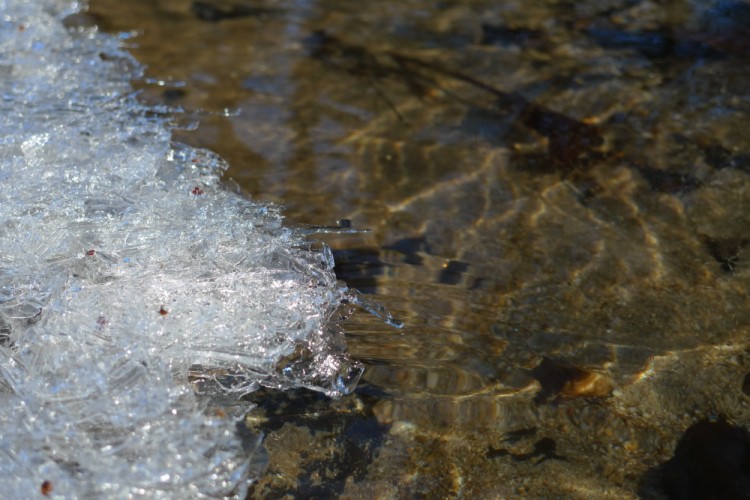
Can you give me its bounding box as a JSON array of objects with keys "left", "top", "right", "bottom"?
[{"left": 91, "top": 0, "right": 750, "bottom": 496}]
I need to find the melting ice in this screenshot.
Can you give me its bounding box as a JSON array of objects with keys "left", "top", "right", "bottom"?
[{"left": 0, "top": 0, "right": 364, "bottom": 496}]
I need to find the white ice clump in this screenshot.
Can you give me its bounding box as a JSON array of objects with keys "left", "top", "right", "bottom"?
[{"left": 0, "top": 0, "right": 363, "bottom": 497}]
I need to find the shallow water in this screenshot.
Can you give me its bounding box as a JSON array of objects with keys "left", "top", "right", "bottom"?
[{"left": 89, "top": 0, "right": 750, "bottom": 497}]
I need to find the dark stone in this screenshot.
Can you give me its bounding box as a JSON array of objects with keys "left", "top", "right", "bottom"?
[
  {"left": 743, "top": 373, "right": 750, "bottom": 397},
  {"left": 660, "top": 418, "right": 750, "bottom": 499},
  {"left": 162, "top": 88, "right": 186, "bottom": 101},
  {"left": 701, "top": 236, "right": 750, "bottom": 274},
  {"left": 438, "top": 260, "right": 469, "bottom": 286},
  {"left": 530, "top": 357, "right": 597, "bottom": 403},
  {"left": 62, "top": 12, "right": 103, "bottom": 30}
]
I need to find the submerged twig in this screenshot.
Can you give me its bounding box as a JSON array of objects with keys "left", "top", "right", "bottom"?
[{"left": 307, "top": 31, "right": 604, "bottom": 168}]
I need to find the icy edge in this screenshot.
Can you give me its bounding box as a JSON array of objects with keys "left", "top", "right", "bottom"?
[{"left": 0, "top": 0, "right": 364, "bottom": 497}]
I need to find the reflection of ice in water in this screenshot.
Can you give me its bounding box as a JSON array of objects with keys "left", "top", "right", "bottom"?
[{"left": 0, "top": 1, "right": 362, "bottom": 496}]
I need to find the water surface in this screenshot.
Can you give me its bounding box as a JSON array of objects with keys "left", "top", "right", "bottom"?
[{"left": 89, "top": 0, "right": 750, "bottom": 497}]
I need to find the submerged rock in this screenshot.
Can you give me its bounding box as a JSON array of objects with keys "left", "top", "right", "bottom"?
[{"left": 660, "top": 418, "right": 750, "bottom": 500}]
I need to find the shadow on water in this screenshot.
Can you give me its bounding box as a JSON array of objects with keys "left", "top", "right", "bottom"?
[{"left": 89, "top": 0, "right": 750, "bottom": 497}]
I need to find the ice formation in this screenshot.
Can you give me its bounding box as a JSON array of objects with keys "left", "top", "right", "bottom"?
[{"left": 0, "top": 0, "right": 365, "bottom": 497}]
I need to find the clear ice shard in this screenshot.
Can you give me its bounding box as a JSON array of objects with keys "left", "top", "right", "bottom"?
[{"left": 0, "top": 0, "right": 364, "bottom": 497}]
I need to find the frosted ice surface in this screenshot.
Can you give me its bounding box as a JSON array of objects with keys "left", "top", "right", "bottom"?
[{"left": 0, "top": 0, "right": 366, "bottom": 497}]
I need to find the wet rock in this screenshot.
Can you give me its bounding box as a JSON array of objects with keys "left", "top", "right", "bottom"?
[
  {"left": 531, "top": 357, "right": 613, "bottom": 402},
  {"left": 660, "top": 418, "right": 750, "bottom": 500}
]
